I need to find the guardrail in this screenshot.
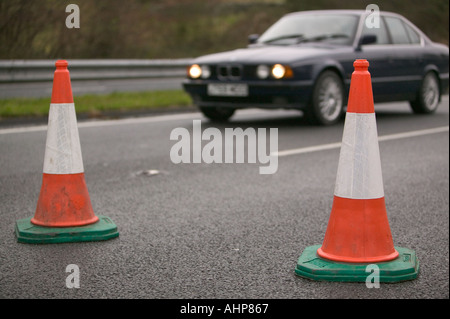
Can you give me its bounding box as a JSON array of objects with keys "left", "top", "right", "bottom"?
[{"left": 0, "top": 59, "right": 193, "bottom": 83}]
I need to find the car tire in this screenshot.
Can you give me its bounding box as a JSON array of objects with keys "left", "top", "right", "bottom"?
[
  {"left": 199, "top": 107, "right": 235, "bottom": 122},
  {"left": 305, "top": 70, "right": 345, "bottom": 126},
  {"left": 410, "top": 72, "right": 440, "bottom": 114}
]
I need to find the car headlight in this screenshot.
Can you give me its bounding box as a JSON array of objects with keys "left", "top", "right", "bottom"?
[
  {"left": 272, "top": 64, "right": 286, "bottom": 79},
  {"left": 271, "top": 64, "right": 293, "bottom": 79},
  {"left": 188, "top": 64, "right": 202, "bottom": 79},
  {"left": 188, "top": 64, "right": 211, "bottom": 79},
  {"left": 256, "top": 65, "right": 270, "bottom": 79},
  {"left": 200, "top": 65, "right": 211, "bottom": 79}
]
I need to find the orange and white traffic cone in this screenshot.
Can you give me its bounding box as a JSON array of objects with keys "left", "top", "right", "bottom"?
[
  {"left": 15, "top": 60, "right": 119, "bottom": 243},
  {"left": 295, "top": 59, "right": 419, "bottom": 282}
]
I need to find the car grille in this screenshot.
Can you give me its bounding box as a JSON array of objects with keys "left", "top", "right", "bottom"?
[{"left": 217, "top": 65, "right": 242, "bottom": 80}]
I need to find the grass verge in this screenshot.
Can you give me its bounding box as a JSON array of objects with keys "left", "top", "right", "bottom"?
[{"left": 0, "top": 90, "right": 194, "bottom": 119}]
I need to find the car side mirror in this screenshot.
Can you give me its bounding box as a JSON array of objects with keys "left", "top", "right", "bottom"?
[
  {"left": 359, "top": 34, "right": 377, "bottom": 46},
  {"left": 356, "top": 34, "right": 377, "bottom": 51},
  {"left": 248, "top": 34, "right": 259, "bottom": 44}
]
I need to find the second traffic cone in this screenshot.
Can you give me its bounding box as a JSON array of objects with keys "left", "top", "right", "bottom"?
[
  {"left": 15, "top": 60, "right": 119, "bottom": 244},
  {"left": 295, "top": 59, "right": 419, "bottom": 282}
]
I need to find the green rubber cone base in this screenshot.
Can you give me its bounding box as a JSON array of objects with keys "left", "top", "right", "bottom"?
[
  {"left": 15, "top": 215, "right": 119, "bottom": 244},
  {"left": 295, "top": 245, "right": 419, "bottom": 283}
]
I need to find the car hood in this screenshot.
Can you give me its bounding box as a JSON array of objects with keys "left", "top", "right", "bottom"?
[{"left": 192, "top": 45, "right": 349, "bottom": 65}]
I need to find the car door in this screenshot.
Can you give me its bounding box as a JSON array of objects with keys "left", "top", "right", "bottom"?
[
  {"left": 356, "top": 15, "right": 397, "bottom": 102},
  {"left": 383, "top": 15, "right": 425, "bottom": 100}
]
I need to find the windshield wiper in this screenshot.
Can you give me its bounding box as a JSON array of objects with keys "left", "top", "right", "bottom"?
[
  {"left": 297, "top": 33, "right": 349, "bottom": 43},
  {"left": 261, "top": 34, "right": 305, "bottom": 44},
  {"left": 261, "top": 33, "right": 349, "bottom": 45}
]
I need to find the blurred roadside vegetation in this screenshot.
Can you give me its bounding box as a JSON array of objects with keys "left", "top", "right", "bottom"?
[
  {"left": 1, "top": 0, "right": 448, "bottom": 60},
  {"left": 0, "top": 90, "right": 192, "bottom": 118}
]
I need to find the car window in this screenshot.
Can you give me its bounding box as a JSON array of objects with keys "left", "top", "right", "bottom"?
[
  {"left": 403, "top": 22, "right": 421, "bottom": 44},
  {"left": 360, "top": 16, "right": 389, "bottom": 44},
  {"left": 385, "top": 16, "right": 411, "bottom": 44},
  {"left": 257, "top": 14, "right": 359, "bottom": 45}
]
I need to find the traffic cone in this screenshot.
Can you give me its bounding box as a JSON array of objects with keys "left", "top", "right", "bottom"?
[
  {"left": 15, "top": 60, "right": 119, "bottom": 244},
  {"left": 295, "top": 59, "right": 419, "bottom": 282}
]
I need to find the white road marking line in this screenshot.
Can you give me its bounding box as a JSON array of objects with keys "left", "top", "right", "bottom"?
[
  {"left": 0, "top": 109, "right": 276, "bottom": 135},
  {"left": 0, "top": 112, "right": 203, "bottom": 135},
  {"left": 273, "top": 126, "right": 449, "bottom": 157}
]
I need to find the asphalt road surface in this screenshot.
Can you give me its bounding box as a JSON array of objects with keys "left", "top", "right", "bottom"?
[{"left": 0, "top": 98, "right": 448, "bottom": 303}]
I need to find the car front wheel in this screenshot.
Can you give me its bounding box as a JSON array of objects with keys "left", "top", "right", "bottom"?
[
  {"left": 305, "top": 70, "right": 345, "bottom": 125},
  {"left": 410, "top": 72, "right": 440, "bottom": 114},
  {"left": 199, "top": 107, "right": 235, "bottom": 122}
]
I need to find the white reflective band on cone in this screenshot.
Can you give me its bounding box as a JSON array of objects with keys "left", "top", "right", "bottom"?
[
  {"left": 43, "top": 103, "right": 84, "bottom": 174},
  {"left": 334, "top": 113, "right": 384, "bottom": 199}
]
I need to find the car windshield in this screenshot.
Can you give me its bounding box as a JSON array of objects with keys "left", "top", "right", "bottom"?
[{"left": 258, "top": 13, "right": 359, "bottom": 46}]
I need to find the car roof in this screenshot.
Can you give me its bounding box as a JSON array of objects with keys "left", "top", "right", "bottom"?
[
  {"left": 284, "top": 9, "right": 403, "bottom": 17},
  {"left": 282, "top": 9, "right": 430, "bottom": 44}
]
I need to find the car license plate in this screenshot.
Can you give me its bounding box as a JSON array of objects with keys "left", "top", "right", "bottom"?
[{"left": 207, "top": 83, "right": 248, "bottom": 97}]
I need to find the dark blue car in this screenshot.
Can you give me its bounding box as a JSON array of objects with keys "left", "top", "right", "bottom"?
[{"left": 182, "top": 10, "right": 449, "bottom": 125}]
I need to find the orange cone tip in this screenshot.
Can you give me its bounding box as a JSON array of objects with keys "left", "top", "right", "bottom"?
[
  {"left": 346, "top": 59, "right": 375, "bottom": 114},
  {"left": 51, "top": 60, "right": 74, "bottom": 104}
]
